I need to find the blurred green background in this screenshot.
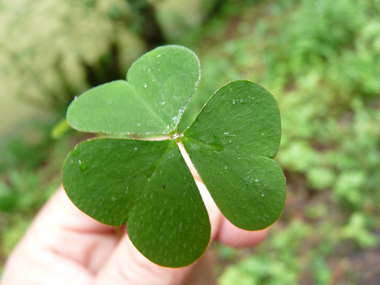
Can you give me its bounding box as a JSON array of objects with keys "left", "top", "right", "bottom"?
[{"left": 1, "top": 0, "right": 380, "bottom": 283}]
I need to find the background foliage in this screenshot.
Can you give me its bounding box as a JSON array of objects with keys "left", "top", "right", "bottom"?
[{"left": 1, "top": 0, "right": 380, "bottom": 283}]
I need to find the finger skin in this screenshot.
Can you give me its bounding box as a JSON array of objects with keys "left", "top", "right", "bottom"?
[
  {"left": 1, "top": 185, "right": 268, "bottom": 285},
  {"left": 216, "top": 218, "right": 268, "bottom": 248},
  {"left": 1, "top": 187, "right": 118, "bottom": 285}
]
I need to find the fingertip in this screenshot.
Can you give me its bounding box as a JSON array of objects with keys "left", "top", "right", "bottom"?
[
  {"left": 95, "top": 234, "right": 194, "bottom": 285},
  {"left": 216, "top": 217, "right": 269, "bottom": 248}
]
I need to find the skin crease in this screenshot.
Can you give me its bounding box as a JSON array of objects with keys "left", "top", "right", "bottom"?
[{"left": 1, "top": 184, "right": 268, "bottom": 285}]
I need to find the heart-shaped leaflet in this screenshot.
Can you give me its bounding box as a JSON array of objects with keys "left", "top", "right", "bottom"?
[
  {"left": 62, "top": 45, "right": 286, "bottom": 268},
  {"left": 67, "top": 45, "right": 200, "bottom": 134},
  {"left": 183, "top": 80, "right": 286, "bottom": 230},
  {"left": 63, "top": 139, "right": 210, "bottom": 268}
]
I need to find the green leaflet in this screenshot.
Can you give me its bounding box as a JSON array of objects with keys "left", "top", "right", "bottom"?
[
  {"left": 183, "top": 80, "right": 286, "bottom": 230},
  {"left": 62, "top": 45, "right": 286, "bottom": 268},
  {"left": 62, "top": 138, "right": 210, "bottom": 267},
  {"left": 67, "top": 45, "right": 200, "bottom": 134}
]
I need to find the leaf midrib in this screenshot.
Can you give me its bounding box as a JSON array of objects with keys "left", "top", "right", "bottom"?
[
  {"left": 182, "top": 137, "right": 224, "bottom": 151},
  {"left": 131, "top": 85, "right": 169, "bottom": 131},
  {"left": 130, "top": 140, "right": 175, "bottom": 213}
]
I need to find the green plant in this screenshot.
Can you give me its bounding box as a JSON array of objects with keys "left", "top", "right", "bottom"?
[
  {"left": 61, "top": 45, "right": 286, "bottom": 267},
  {"left": 0, "top": 0, "right": 145, "bottom": 113},
  {"left": 191, "top": 1, "right": 380, "bottom": 282}
]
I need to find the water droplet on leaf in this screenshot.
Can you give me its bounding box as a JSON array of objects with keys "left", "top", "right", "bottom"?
[
  {"left": 72, "top": 146, "right": 79, "bottom": 157},
  {"left": 161, "top": 101, "right": 167, "bottom": 105},
  {"left": 144, "top": 83, "right": 147, "bottom": 88},
  {"left": 78, "top": 160, "right": 87, "bottom": 171}
]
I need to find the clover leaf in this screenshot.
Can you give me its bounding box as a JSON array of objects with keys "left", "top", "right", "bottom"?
[{"left": 62, "top": 45, "right": 286, "bottom": 268}]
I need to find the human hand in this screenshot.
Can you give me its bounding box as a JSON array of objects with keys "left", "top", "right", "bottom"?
[{"left": 1, "top": 183, "right": 267, "bottom": 285}]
